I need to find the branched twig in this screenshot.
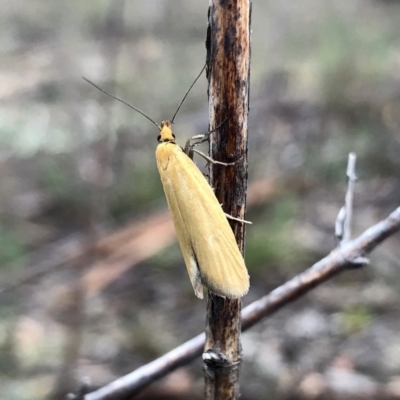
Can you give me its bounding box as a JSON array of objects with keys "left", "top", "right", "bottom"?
[{"left": 83, "top": 206, "right": 400, "bottom": 400}]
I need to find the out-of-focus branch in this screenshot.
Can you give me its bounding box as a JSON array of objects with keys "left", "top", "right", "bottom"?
[
  {"left": 335, "top": 152, "right": 357, "bottom": 244},
  {"left": 82, "top": 206, "right": 400, "bottom": 400},
  {"left": 241, "top": 206, "right": 400, "bottom": 329}
]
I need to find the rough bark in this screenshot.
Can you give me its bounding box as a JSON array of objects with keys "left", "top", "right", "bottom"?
[{"left": 205, "top": 0, "right": 251, "bottom": 399}]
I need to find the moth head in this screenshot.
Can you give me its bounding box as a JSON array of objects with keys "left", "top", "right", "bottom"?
[{"left": 158, "top": 120, "right": 176, "bottom": 143}]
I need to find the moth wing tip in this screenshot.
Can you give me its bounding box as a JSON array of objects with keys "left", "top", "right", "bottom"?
[{"left": 193, "top": 281, "right": 204, "bottom": 299}]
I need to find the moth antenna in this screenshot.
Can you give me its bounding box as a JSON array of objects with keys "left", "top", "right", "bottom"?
[
  {"left": 83, "top": 77, "right": 161, "bottom": 130},
  {"left": 170, "top": 64, "right": 206, "bottom": 124}
]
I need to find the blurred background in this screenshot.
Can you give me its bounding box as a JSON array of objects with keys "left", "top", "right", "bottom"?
[{"left": 1, "top": 0, "right": 400, "bottom": 399}]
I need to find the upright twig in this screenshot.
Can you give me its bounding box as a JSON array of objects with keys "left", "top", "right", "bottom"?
[
  {"left": 205, "top": 0, "right": 251, "bottom": 399},
  {"left": 335, "top": 152, "right": 357, "bottom": 244}
]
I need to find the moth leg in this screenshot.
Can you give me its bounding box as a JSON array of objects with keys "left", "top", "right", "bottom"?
[
  {"left": 184, "top": 119, "right": 228, "bottom": 156},
  {"left": 224, "top": 213, "right": 252, "bottom": 225},
  {"left": 184, "top": 135, "right": 205, "bottom": 157},
  {"left": 192, "top": 148, "right": 235, "bottom": 166}
]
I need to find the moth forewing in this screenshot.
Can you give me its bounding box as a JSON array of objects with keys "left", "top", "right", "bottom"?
[
  {"left": 156, "top": 144, "right": 204, "bottom": 298},
  {"left": 156, "top": 122, "right": 249, "bottom": 299}
]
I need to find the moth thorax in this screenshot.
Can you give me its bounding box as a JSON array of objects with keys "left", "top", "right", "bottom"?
[{"left": 159, "top": 120, "right": 176, "bottom": 143}]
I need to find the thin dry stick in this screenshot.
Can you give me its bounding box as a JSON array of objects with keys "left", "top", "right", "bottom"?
[
  {"left": 205, "top": 0, "right": 251, "bottom": 399},
  {"left": 82, "top": 206, "right": 400, "bottom": 400},
  {"left": 335, "top": 152, "right": 357, "bottom": 244}
]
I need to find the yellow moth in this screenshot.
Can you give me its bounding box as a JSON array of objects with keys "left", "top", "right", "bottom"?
[
  {"left": 155, "top": 120, "right": 249, "bottom": 299},
  {"left": 83, "top": 74, "right": 250, "bottom": 299}
]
